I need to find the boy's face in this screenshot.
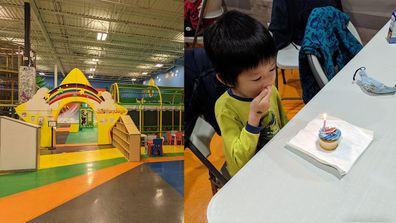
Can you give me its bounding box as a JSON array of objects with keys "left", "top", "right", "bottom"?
[{"left": 233, "top": 59, "right": 276, "bottom": 98}]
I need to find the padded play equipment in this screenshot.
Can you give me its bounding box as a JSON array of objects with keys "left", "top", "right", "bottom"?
[{"left": 110, "top": 79, "right": 183, "bottom": 136}]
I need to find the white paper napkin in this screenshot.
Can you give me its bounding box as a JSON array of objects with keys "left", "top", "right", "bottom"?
[{"left": 287, "top": 115, "right": 374, "bottom": 175}]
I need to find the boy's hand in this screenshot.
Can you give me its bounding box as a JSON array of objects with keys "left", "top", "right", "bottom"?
[{"left": 248, "top": 86, "right": 272, "bottom": 127}]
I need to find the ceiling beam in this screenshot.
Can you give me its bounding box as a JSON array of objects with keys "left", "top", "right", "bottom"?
[
  {"left": 38, "top": 7, "right": 181, "bottom": 33},
  {"left": 45, "top": 32, "right": 183, "bottom": 52},
  {"left": 49, "top": 37, "right": 182, "bottom": 54},
  {"left": 0, "top": 29, "right": 183, "bottom": 55},
  {"left": 36, "top": 54, "right": 177, "bottom": 67},
  {"left": 0, "top": 18, "right": 183, "bottom": 44},
  {"left": 0, "top": 1, "right": 183, "bottom": 20},
  {"left": 29, "top": 0, "right": 65, "bottom": 76},
  {"left": 34, "top": 44, "right": 181, "bottom": 59}
]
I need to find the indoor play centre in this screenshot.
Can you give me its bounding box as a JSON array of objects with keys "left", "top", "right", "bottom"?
[
  {"left": 0, "top": 68, "right": 184, "bottom": 222},
  {"left": 0, "top": 1, "right": 183, "bottom": 221}
]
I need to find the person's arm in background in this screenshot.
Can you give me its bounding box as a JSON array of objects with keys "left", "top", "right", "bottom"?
[{"left": 268, "top": 0, "right": 290, "bottom": 50}]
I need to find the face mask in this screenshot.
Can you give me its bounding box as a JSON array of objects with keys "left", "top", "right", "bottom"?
[{"left": 353, "top": 67, "right": 396, "bottom": 95}]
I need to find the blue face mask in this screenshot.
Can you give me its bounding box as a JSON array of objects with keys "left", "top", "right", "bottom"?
[{"left": 353, "top": 67, "right": 396, "bottom": 95}]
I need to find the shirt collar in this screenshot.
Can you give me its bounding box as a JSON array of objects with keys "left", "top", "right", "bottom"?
[{"left": 227, "top": 89, "right": 253, "bottom": 102}]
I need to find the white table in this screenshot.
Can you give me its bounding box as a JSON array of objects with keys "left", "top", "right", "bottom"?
[{"left": 208, "top": 21, "right": 396, "bottom": 222}]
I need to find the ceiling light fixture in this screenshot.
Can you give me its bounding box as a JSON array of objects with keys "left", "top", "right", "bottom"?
[
  {"left": 155, "top": 64, "right": 163, "bottom": 67},
  {"left": 131, "top": 78, "right": 136, "bottom": 81},
  {"left": 90, "top": 68, "right": 95, "bottom": 72},
  {"left": 97, "top": 32, "right": 107, "bottom": 41},
  {"left": 92, "top": 58, "right": 99, "bottom": 62},
  {"left": 39, "top": 72, "right": 45, "bottom": 76},
  {"left": 101, "top": 33, "right": 107, "bottom": 41},
  {"left": 142, "top": 72, "right": 148, "bottom": 75}
]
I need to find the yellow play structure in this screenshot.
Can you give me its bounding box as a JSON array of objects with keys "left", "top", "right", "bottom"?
[{"left": 16, "top": 68, "right": 128, "bottom": 147}]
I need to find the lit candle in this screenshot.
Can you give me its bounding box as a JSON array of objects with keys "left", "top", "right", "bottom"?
[{"left": 323, "top": 113, "right": 327, "bottom": 129}]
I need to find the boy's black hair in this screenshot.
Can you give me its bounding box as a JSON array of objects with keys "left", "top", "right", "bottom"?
[{"left": 203, "top": 10, "right": 277, "bottom": 87}]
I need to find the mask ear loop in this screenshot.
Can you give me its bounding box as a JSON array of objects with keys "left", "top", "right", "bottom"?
[{"left": 353, "top": 67, "right": 366, "bottom": 81}]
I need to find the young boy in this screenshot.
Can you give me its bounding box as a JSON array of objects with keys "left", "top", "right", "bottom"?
[{"left": 204, "top": 10, "right": 288, "bottom": 177}]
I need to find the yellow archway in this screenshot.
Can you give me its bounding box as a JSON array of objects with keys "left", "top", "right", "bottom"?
[{"left": 16, "top": 68, "right": 127, "bottom": 147}]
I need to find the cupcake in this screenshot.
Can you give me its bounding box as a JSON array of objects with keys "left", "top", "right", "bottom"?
[{"left": 318, "top": 127, "right": 342, "bottom": 151}]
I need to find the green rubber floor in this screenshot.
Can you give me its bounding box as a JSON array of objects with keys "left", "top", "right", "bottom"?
[
  {"left": 0, "top": 157, "right": 127, "bottom": 198},
  {"left": 65, "top": 127, "right": 98, "bottom": 144}
]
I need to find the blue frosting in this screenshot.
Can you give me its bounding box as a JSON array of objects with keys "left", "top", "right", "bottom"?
[{"left": 319, "top": 127, "right": 341, "bottom": 141}]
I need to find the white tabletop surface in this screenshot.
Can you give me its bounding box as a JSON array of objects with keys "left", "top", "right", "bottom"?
[{"left": 208, "top": 21, "right": 396, "bottom": 223}]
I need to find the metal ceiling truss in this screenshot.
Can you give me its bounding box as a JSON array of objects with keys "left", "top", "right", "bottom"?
[{"left": 0, "top": 0, "right": 183, "bottom": 79}]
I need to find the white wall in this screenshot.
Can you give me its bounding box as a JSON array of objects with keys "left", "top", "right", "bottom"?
[
  {"left": 342, "top": 0, "right": 396, "bottom": 43},
  {"left": 142, "top": 65, "right": 184, "bottom": 87}
]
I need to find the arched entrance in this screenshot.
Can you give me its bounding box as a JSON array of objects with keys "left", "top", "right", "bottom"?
[{"left": 56, "top": 102, "right": 98, "bottom": 146}]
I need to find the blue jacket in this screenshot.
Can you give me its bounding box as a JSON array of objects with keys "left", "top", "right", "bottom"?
[{"left": 298, "top": 6, "right": 363, "bottom": 103}]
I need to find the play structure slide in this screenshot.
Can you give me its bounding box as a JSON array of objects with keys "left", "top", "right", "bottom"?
[
  {"left": 58, "top": 103, "right": 80, "bottom": 123},
  {"left": 0, "top": 116, "right": 40, "bottom": 172}
]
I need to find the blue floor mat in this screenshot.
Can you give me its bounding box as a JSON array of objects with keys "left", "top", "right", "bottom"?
[{"left": 145, "top": 161, "right": 184, "bottom": 196}]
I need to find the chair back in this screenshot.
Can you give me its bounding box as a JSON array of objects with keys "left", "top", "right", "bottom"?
[
  {"left": 347, "top": 22, "right": 362, "bottom": 44},
  {"left": 201, "top": 0, "right": 223, "bottom": 19},
  {"left": 166, "top": 131, "right": 171, "bottom": 138},
  {"left": 153, "top": 138, "right": 163, "bottom": 146},
  {"left": 166, "top": 131, "right": 172, "bottom": 143},
  {"left": 175, "top": 132, "right": 183, "bottom": 141},
  {"left": 308, "top": 21, "right": 362, "bottom": 88},
  {"left": 190, "top": 117, "right": 215, "bottom": 157},
  {"left": 151, "top": 138, "right": 163, "bottom": 156},
  {"left": 188, "top": 116, "right": 229, "bottom": 190}
]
